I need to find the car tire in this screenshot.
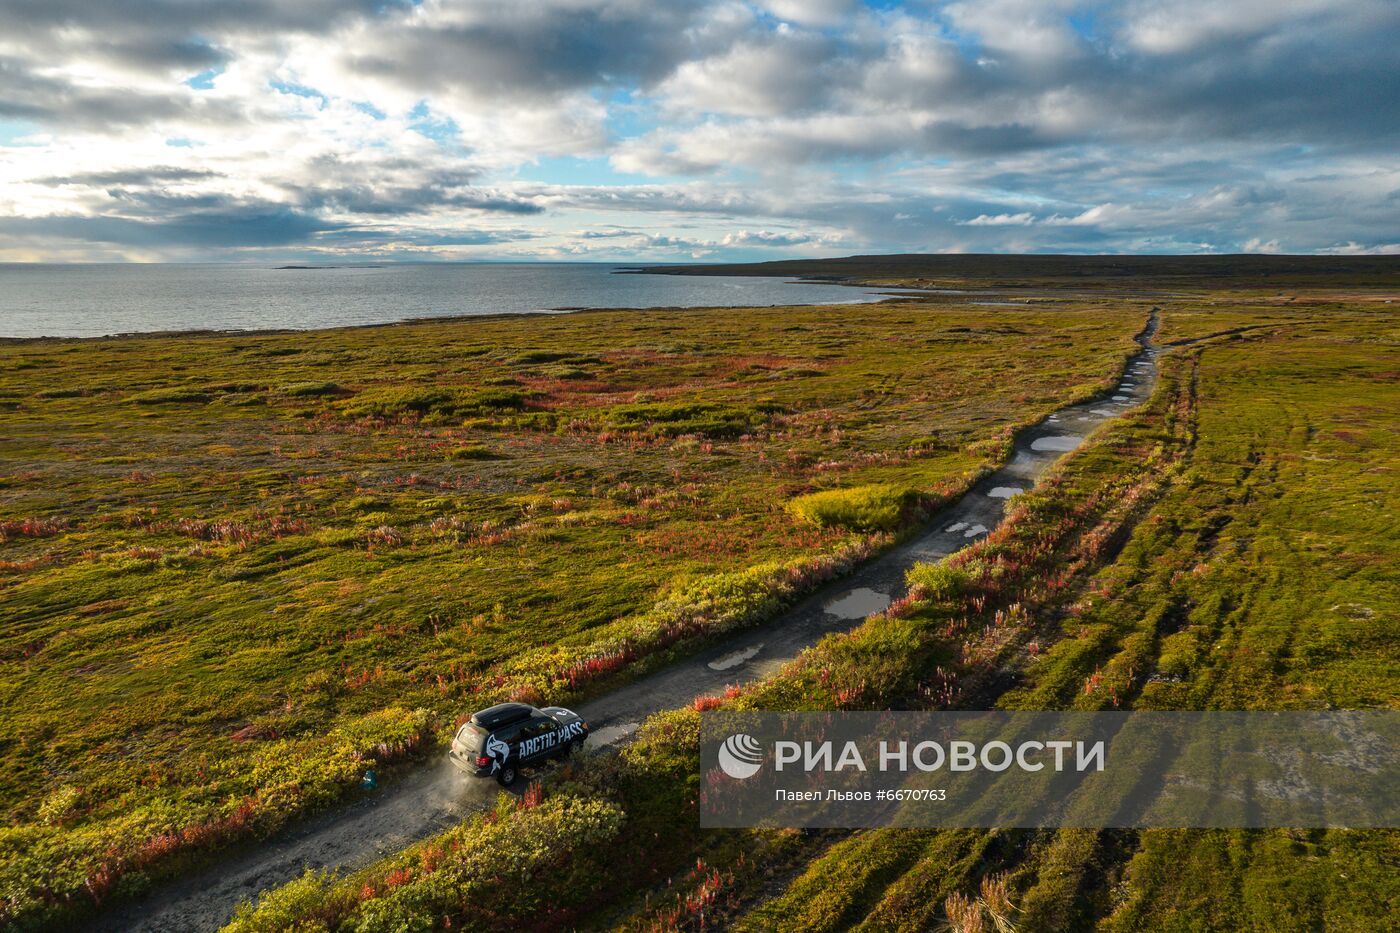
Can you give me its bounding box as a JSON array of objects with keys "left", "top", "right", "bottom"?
[{"left": 496, "top": 765, "right": 517, "bottom": 787}]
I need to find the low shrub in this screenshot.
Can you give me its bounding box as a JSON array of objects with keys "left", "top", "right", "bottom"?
[
  {"left": 340, "top": 388, "right": 527, "bottom": 420},
  {"left": 127, "top": 387, "right": 212, "bottom": 405},
  {"left": 446, "top": 444, "right": 499, "bottom": 461},
  {"left": 788, "top": 484, "right": 918, "bottom": 532},
  {"left": 906, "top": 563, "right": 971, "bottom": 601},
  {"left": 225, "top": 794, "right": 625, "bottom": 932},
  {"left": 540, "top": 365, "right": 593, "bottom": 380},
  {"left": 604, "top": 400, "right": 780, "bottom": 438},
  {"left": 281, "top": 381, "right": 343, "bottom": 397},
  {"left": 512, "top": 350, "right": 601, "bottom": 365}
]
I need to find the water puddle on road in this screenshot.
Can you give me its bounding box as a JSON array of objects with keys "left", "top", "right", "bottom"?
[
  {"left": 590, "top": 722, "right": 640, "bottom": 746},
  {"left": 708, "top": 643, "right": 764, "bottom": 671},
  {"left": 1030, "top": 435, "right": 1083, "bottom": 452},
  {"left": 823, "top": 587, "right": 891, "bottom": 619},
  {"left": 988, "top": 486, "right": 1024, "bottom": 498}
]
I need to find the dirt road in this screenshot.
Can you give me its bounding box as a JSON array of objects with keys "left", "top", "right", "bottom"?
[{"left": 100, "top": 316, "right": 1160, "bottom": 932}]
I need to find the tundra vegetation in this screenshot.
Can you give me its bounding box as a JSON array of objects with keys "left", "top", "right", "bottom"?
[
  {"left": 217, "top": 288, "right": 1397, "bottom": 932},
  {"left": 0, "top": 300, "right": 1142, "bottom": 926}
]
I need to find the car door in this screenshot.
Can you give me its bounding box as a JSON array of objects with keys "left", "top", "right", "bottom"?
[
  {"left": 520, "top": 717, "right": 560, "bottom": 762},
  {"left": 489, "top": 723, "right": 525, "bottom": 772}
]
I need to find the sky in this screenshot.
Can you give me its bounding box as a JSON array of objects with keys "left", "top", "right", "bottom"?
[{"left": 1, "top": 0, "right": 1398, "bottom": 263}]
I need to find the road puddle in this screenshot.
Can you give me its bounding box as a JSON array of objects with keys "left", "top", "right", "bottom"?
[
  {"left": 988, "top": 486, "right": 1024, "bottom": 498},
  {"left": 962, "top": 523, "right": 989, "bottom": 537},
  {"left": 708, "top": 643, "right": 763, "bottom": 671},
  {"left": 1031, "top": 435, "right": 1083, "bottom": 451},
  {"left": 823, "top": 587, "right": 891, "bottom": 619},
  {"left": 590, "top": 722, "right": 640, "bottom": 746}
]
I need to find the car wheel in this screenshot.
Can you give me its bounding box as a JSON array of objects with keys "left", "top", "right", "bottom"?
[{"left": 496, "top": 765, "right": 517, "bottom": 787}]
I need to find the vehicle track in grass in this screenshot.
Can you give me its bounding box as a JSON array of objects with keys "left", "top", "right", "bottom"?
[{"left": 100, "top": 313, "right": 1161, "bottom": 932}]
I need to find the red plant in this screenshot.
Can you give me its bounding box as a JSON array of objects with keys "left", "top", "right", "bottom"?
[
  {"left": 519, "top": 782, "right": 545, "bottom": 810},
  {"left": 0, "top": 517, "right": 69, "bottom": 541},
  {"left": 382, "top": 867, "right": 414, "bottom": 889}
]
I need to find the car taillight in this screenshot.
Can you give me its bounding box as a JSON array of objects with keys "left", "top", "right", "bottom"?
[{"left": 474, "top": 755, "right": 491, "bottom": 766}]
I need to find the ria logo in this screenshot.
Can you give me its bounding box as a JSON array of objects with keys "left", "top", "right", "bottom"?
[{"left": 718, "top": 733, "right": 764, "bottom": 779}]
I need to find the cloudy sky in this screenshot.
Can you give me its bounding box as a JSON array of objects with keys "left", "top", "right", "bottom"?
[{"left": 1, "top": 0, "right": 1398, "bottom": 262}]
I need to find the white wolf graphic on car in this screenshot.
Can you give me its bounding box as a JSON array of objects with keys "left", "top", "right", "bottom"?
[{"left": 484, "top": 733, "right": 511, "bottom": 773}]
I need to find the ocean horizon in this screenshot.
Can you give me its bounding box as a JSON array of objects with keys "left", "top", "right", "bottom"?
[{"left": 0, "top": 262, "right": 902, "bottom": 340}]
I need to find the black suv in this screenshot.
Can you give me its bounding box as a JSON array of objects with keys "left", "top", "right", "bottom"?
[{"left": 448, "top": 702, "right": 589, "bottom": 786}]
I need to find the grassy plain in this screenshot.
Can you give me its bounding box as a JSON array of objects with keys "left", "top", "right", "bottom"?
[
  {"left": 726, "top": 301, "right": 1399, "bottom": 933},
  {"left": 221, "top": 291, "right": 1399, "bottom": 931},
  {"left": 0, "top": 299, "right": 1142, "bottom": 924}
]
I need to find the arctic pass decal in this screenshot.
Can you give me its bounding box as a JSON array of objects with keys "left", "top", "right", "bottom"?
[
  {"left": 485, "top": 719, "right": 586, "bottom": 772},
  {"left": 520, "top": 720, "right": 585, "bottom": 758}
]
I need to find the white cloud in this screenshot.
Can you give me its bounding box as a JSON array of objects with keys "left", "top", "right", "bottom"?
[
  {"left": 1118, "top": 0, "right": 1358, "bottom": 54},
  {"left": 1318, "top": 241, "right": 1400, "bottom": 255},
  {"left": 962, "top": 212, "right": 1036, "bottom": 226}
]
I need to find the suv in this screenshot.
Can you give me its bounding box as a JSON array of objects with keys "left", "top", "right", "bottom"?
[{"left": 448, "top": 702, "right": 589, "bottom": 786}]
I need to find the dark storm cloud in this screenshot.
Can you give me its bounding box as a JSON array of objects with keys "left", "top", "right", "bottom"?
[
  {"left": 0, "top": 1, "right": 395, "bottom": 62},
  {"left": 0, "top": 206, "right": 342, "bottom": 249},
  {"left": 273, "top": 159, "right": 546, "bottom": 217},
  {"left": 296, "top": 186, "right": 546, "bottom": 216},
  {"left": 618, "top": 0, "right": 1400, "bottom": 173},
  {"left": 1088, "top": 23, "right": 1400, "bottom": 151},
  {"left": 339, "top": 1, "right": 719, "bottom": 103},
  {"left": 286, "top": 180, "right": 544, "bottom": 218},
  {"left": 0, "top": 56, "right": 246, "bottom": 130},
  {"left": 33, "top": 167, "right": 224, "bottom": 186},
  {"left": 315, "top": 228, "right": 541, "bottom": 248}
]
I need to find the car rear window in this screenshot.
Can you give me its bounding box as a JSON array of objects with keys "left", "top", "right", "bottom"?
[{"left": 455, "top": 723, "right": 487, "bottom": 750}]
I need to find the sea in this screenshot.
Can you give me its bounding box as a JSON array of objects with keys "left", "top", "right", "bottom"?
[{"left": 0, "top": 263, "right": 904, "bottom": 339}]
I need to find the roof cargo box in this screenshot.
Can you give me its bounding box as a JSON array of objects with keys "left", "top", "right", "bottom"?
[{"left": 470, "top": 702, "right": 534, "bottom": 730}]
